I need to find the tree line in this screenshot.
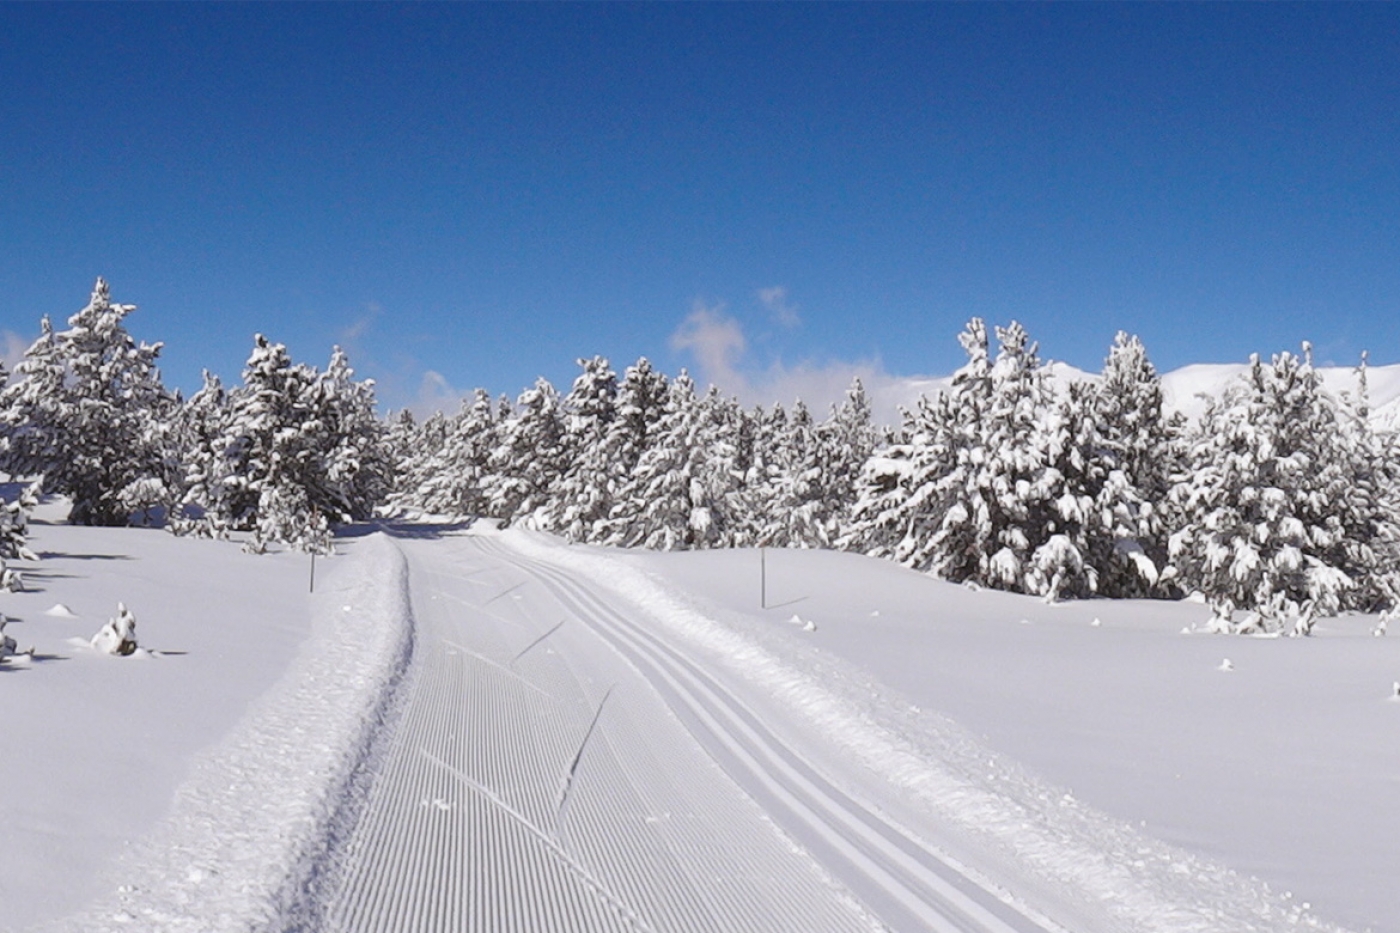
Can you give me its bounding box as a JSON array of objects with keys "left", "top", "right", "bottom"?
[{"left": 3, "top": 279, "right": 1397, "bottom": 635}]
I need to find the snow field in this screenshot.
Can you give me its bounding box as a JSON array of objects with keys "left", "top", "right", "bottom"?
[
  {"left": 503, "top": 532, "right": 1359, "bottom": 933},
  {"left": 32, "top": 531, "right": 413, "bottom": 933},
  {"left": 322, "top": 532, "right": 879, "bottom": 932}
]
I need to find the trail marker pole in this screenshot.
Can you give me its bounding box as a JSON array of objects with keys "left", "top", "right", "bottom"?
[
  {"left": 310, "top": 552, "right": 316, "bottom": 594},
  {"left": 761, "top": 546, "right": 767, "bottom": 609}
]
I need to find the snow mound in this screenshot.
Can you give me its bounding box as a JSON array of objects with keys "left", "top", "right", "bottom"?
[
  {"left": 44, "top": 603, "right": 79, "bottom": 618},
  {"left": 54, "top": 533, "right": 413, "bottom": 933}
]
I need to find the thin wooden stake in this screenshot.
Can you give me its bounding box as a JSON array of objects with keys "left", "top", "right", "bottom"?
[
  {"left": 761, "top": 546, "right": 767, "bottom": 609},
  {"left": 310, "top": 552, "right": 316, "bottom": 593}
]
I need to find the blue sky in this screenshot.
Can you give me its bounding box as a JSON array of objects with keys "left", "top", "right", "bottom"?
[{"left": 3, "top": 3, "right": 1399, "bottom": 414}]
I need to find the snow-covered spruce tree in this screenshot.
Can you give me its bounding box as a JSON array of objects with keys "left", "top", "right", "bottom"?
[
  {"left": 1168, "top": 346, "right": 1400, "bottom": 634},
  {"left": 845, "top": 320, "right": 1157, "bottom": 600},
  {"left": 308, "top": 346, "right": 393, "bottom": 522},
  {"left": 184, "top": 336, "right": 387, "bottom": 554},
  {"left": 606, "top": 373, "right": 747, "bottom": 549},
  {"left": 389, "top": 409, "right": 450, "bottom": 513},
  {"left": 483, "top": 377, "right": 567, "bottom": 526},
  {"left": 0, "top": 481, "right": 40, "bottom": 592},
  {"left": 537, "top": 357, "right": 620, "bottom": 540},
  {"left": 0, "top": 279, "right": 175, "bottom": 525},
  {"left": 1088, "top": 332, "right": 1181, "bottom": 592},
  {"left": 171, "top": 372, "right": 231, "bottom": 536},
  {"left": 404, "top": 391, "right": 500, "bottom": 518}
]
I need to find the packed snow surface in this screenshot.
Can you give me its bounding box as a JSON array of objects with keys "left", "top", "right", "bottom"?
[{"left": 6, "top": 508, "right": 1395, "bottom": 932}]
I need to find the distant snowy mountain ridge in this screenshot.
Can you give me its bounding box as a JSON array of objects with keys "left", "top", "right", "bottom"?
[{"left": 889, "top": 358, "right": 1398, "bottom": 425}]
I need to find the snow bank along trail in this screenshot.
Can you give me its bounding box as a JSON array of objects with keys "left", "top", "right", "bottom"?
[
  {"left": 45, "top": 533, "right": 414, "bottom": 933},
  {"left": 320, "top": 531, "right": 877, "bottom": 932},
  {"left": 499, "top": 532, "right": 1355, "bottom": 933}
]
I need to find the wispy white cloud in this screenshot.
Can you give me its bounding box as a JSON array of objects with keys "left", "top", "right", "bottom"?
[
  {"left": 669, "top": 300, "right": 747, "bottom": 389},
  {"left": 412, "top": 369, "right": 466, "bottom": 417},
  {"left": 668, "top": 300, "right": 942, "bottom": 425},
  {"left": 1, "top": 331, "right": 26, "bottom": 374},
  {"left": 339, "top": 302, "right": 382, "bottom": 344},
  {"left": 757, "top": 286, "right": 800, "bottom": 329}
]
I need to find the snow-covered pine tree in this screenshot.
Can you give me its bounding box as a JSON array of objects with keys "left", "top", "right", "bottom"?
[
  {"left": 603, "top": 357, "right": 669, "bottom": 477},
  {"left": 821, "top": 378, "right": 878, "bottom": 524},
  {"left": 306, "top": 346, "right": 392, "bottom": 523},
  {"left": 538, "top": 357, "right": 620, "bottom": 540},
  {"left": 760, "top": 400, "right": 832, "bottom": 547},
  {"left": 846, "top": 319, "right": 1138, "bottom": 600},
  {"left": 0, "top": 279, "right": 175, "bottom": 525},
  {"left": 841, "top": 389, "right": 952, "bottom": 564},
  {"left": 389, "top": 409, "right": 450, "bottom": 514},
  {"left": 746, "top": 402, "right": 791, "bottom": 545},
  {"left": 606, "top": 372, "right": 746, "bottom": 549},
  {"left": 483, "top": 377, "right": 567, "bottom": 525},
  {"left": 406, "top": 391, "right": 500, "bottom": 518},
  {"left": 171, "top": 372, "right": 231, "bottom": 537},
  {"left": 590, "top": 358, "right": 669, "bottom": 543},
  {"left": 183, "top": 335, "right": 386, "bottom": 553},
  {"left": 1089, "top": 332, "right": 1180, "bottom": 593},
  {"left": 1168, "top": 346, "right": 1399, "bottom": 634}
]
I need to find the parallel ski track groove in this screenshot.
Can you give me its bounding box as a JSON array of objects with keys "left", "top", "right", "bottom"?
[
  {"left": 328, "top": 558, "right": 640, "bottom": 933},
  {"left": 479, "top": 536, "right": 1061, "bottom": 933},
  {"left": 326, "top": 537, "right": 884, "bottom": 933}
]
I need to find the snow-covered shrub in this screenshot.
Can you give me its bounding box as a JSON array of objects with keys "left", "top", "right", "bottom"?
[
  {"left": 91, "top": 602, "right": 138, "bottom": 656},
  {"left": 0, "top": 278, "right": 176, "bottom": 526},
  {"left": 0, "top": 615, "right": 18, "bottom": 659},
  {"left": 0, "top": 481, "right": 41, "bottom": 592}
]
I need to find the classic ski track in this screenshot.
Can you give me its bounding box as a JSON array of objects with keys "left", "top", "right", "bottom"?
[
  {"left": 478, "top": 535, "right": 1063, "bottom": 933},
  {"left": 323, "top": 535, "right": 879, "bottom": 933}
]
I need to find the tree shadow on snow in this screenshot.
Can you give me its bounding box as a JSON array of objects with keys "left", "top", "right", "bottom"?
[
  {"left": 339, "top": 518, "right": 479, "bottom": 541},
  {"left": 36, "top": 552, "right": 134, "bottom": 561},
  {"left": 0, "top": 652, "right": 69, "bottom": 671}
]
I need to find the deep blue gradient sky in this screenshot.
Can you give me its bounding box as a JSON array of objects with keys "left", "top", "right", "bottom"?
[{"left": 3, "top": 3, "right": 1399, "bottom": 411}]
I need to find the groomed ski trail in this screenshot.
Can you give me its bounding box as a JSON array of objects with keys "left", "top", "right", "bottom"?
[
  {"left": 320, "top": 533, "right": 881, "bottom": 933},
  {"left": 471, "top": 535, "right": 1062, "bottom": 933}
]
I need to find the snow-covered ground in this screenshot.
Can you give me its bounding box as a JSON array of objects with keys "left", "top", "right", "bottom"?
[
  {"left": 5, "top": 505, "right": 1397, "bottom": 932},
  {"left": 2, "top": 498, "right": 411, "bottom": 932},
  {"left": 590, "top": 541, "right": 1400, "bottom": 933}
]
